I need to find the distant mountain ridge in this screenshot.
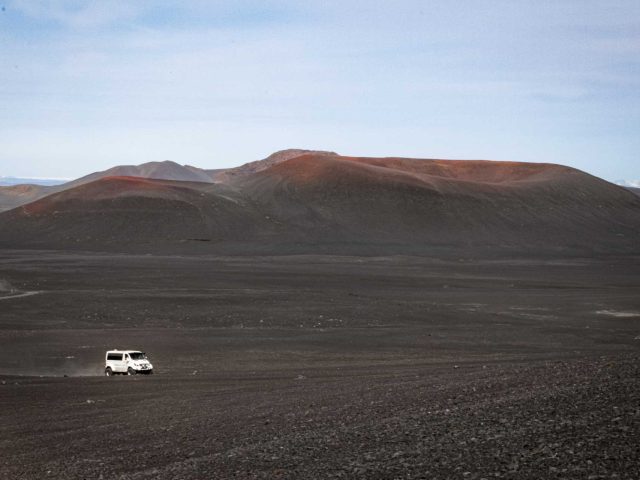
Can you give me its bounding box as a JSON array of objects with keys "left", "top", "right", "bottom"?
[
  {"left": 0, "top": 184, "right": 58, "bottom": 212},
  {"left": 0, "top": 149, "right": 327, "bottom": 212},
  {"left": 0, "top": 177, "right": 68, "bottom": 186},
  {"left": 1, "top": 151, "right": 639, "bottom": 255},
  {"left": 210, "top": 149, "right": 338, "bottom": 182},
  {"left": 63, "top": 160, "right": 215, "bottom": 187}
]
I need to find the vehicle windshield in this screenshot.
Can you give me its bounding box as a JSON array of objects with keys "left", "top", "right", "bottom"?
[{"left": 129, "top": 352, "right": 147, "bottom": 360}]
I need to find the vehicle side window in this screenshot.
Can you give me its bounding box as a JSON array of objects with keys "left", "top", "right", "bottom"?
[{"left": 107, "top": 353, "right": 123, "bottom": 361}]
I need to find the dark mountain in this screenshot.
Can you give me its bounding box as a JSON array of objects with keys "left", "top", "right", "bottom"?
[
  {"left": 0, "top": 176, "right": 276, "bottom": 250},
  {"left": 210, "top": 149, "right": 338, "bottom": 183},
  {"left": 0, "top": 151, "right": 337, "bottom": 212},
  {"left": 1, "top": 153, "right": 639, "bottom": 255},
  {"left": 64, "top": 160, "right": 216, "bottom": 187},
  {"left": 0, "top": 184, "right": 57, "bottom": 213},
  {"left": 0, "top": 161, "right": 215, "bottom": 212},
  {"left": 232, "top": 154, "right": 640, "bottom": 252}
]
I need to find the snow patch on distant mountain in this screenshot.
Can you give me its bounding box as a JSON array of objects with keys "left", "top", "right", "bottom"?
[
  {"left": 0, "top": 177, "right": 69, "bottom": 186},
  {"left": 615, "top": 180, "right": 640, "bottom": 188}
]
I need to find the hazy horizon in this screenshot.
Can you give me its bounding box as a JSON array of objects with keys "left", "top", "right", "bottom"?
[
  {"left": 1, "top": 152, "right": 640, "bottom": 186},
  {"left": 1, "top": 1, "right": 639, "bottom": 181}
]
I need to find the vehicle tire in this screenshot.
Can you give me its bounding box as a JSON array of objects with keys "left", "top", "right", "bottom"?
[
  {"left": 127, "top": 367, "right": 136, "bottom": 376},
  {"left": 148, "top": 370, "right": 153, "bottom": 375},
  {"left": 105, "top": 367, "right": 113, "bottom": 377}
]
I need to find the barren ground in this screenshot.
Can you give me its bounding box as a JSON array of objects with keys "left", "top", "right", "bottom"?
[{"left": 1, "top": 250, "right": 639, "bottom": 479}]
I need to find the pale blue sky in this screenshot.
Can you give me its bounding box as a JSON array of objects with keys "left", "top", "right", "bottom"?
[{"left": 0, "top": 1, "right": 638, "bottom": 181}]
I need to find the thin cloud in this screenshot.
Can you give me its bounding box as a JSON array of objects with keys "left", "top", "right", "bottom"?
[
  {"left": 0, "top": 1, "right": 638, "bottom": 181},
  {"left": 10, "top": 0, "right": 143, "bottom": 28}
]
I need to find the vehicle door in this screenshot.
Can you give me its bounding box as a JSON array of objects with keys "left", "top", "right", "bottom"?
[
  {"left": 107, "top": 353, "right": 124, "bottom": 372},
  {"left": 114, "top": 353, "right": 126, "bottom": 373}
]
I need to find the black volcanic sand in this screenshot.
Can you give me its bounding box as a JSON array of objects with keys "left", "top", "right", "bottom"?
[{"left": 1, "top": 250, "right": 639, "bottom": 479}]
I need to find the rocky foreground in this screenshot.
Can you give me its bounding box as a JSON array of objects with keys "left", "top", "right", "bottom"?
[
  {"left": 1, "top": 250, "right": 638, "bottom": 478},
  {"left": 2, "top": 355, "right": 638, "bottom": 479}
]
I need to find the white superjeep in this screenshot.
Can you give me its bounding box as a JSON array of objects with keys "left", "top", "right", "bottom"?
[{"left": 105, "top": 350, "right": 154, "bottom": 376}]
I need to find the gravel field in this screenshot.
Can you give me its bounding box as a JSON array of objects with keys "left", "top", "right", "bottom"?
[
  {"left": 0, "top": 250, "right": 639, "bottom": 479},
  {"left": 2, "top": 356, "right": 639, "bottom": 479}
]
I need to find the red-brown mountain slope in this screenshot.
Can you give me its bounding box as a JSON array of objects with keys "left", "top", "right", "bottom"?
[
  {"left": 234, "top": 154, "right": 640, "bottom": 251},
  {"left": 0, "top": 176, "right": 276, "bottom": 250},
  {"left": 1, "top": 154, "right": 638, "bottom": 255},
  {"left": 65, "top": 160, "right": 215, "bottom": 187},
  {"left": 0, "top": 184, "right": 56, "bottom": 213}
]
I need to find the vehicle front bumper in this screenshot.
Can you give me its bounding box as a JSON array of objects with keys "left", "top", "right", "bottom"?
[{"left": 134, "top": 365, "right": 153, "bottom": 373}]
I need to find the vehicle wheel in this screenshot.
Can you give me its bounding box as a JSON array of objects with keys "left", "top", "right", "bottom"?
[
  {"left": 105, "top": 367, "right": 113, "bottom": 377},
  {"left": 148, "top": 370, "right": 153, "bottom": 375},
  {"left": 127, "top": 367, "right": 136, "bottom": 376}
]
